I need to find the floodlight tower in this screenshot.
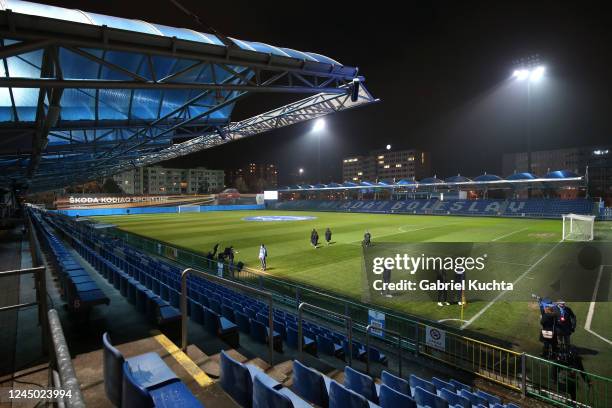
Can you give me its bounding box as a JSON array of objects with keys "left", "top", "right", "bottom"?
[
  {"left": 511, "top": 56, "right": 546, "bottom": 175},
  {"left": 312, "top": 118, "right": 326, "bottom": 183}
]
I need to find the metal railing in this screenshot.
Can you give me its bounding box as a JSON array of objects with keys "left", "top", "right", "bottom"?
[
  {"left": 297, "top": 302, "right": 353, "bottom": 366},
  {"left": 181, "top": 267, "right": 275, "bottom": 365},
  {"left": 524, "top": 354, "right": 612, "bottom": 408},
  {"left": 0, "top": 266, "right": 48, "bottom": 352},
  {"left": 365, "top": 325, "right": 405, "bottom": 377},
  {"left": 416, "top": 322, "right": 523, "bottom": 391},
  {"left": 48, "top": 309, "right": 86, "bottom": 408}
]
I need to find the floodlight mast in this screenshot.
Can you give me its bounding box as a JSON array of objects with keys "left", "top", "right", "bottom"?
[
  {"left": 312, "top": 118, "right": 326, "bottom": 183},
  {"left": 511, "top": 60, "right": 546, "bottom": 183}
]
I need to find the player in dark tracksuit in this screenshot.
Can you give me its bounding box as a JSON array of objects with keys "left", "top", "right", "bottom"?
[{"left": 325, "top": 228, "right": 332, "bottom": 245}]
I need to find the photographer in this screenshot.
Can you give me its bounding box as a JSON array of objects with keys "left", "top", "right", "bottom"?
[
  {"left": 555, "top": 300, "right": 576, "bottom": 355},
  {"left": 536, "top": 297, "right": 559, "bottom": 358}
]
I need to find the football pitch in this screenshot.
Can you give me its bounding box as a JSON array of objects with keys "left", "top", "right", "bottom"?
[{"left": 96, "top": 210, "right": 612, "bottom": 377}]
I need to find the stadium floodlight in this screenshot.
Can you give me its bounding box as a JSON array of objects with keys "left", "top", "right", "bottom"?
[
  {"left": 512, "top": 69, "right": 530, "bottom": 81},
  {"left": 512, "top": 66, "right": 545, "bottom": 82},
  {"left": 530, "top": 66, "right": 546, "bottom": 82},
  {"left": 386, "top": 144, "right": 391, "bottom": 150},
  {"left": 313, "top": 118, "right": 326, "bottom": 132},
  {"left": 299, "top": 168, "right": 304, "bottom": 175}
]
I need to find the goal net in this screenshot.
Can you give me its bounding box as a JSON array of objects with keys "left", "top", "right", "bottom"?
[
  {"left": 178, "top": 205, "right": 200, "bottom": 213},
  {"left": 562, "top": 213, "right": 595, "bottom": 241}
]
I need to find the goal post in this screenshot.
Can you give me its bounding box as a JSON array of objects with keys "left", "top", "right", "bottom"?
[
  {"left": 178, "top": 205, "right": 200, "bottom": 213},
  {"left": 562, "top": 213, "right": 595, "bottom": 241}
]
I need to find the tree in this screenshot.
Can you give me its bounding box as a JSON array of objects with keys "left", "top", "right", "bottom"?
[
  {"left": 101, "top": 178, "right": 123, "bottom": 194},
  {"left": 235, "top": 177, "right": 248, "bottom": 193}
]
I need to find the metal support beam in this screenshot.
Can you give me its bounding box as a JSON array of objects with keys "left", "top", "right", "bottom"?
[{"left": 0, "top": 77, "right": 348, "bottom": 94}]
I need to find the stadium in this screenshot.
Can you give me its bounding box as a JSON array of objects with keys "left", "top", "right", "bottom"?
[{"left": 1, "top": 1, "right": 611, "bottom": 408}]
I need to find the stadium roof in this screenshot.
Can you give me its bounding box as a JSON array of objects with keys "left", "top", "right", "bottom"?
[
  {"left": 0, "top": 1, "right": 377, "bottom": 191},
  {"left": 277, "top": 169, "right": 584, "bottom": 191}
]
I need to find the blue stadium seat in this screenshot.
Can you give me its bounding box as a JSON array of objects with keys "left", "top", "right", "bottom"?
[
  {"left": 368, "top": 346, "right": 387, "bottom": 365},
  {"left": 344, "top": 366, "right": 379, "bottom": 404},
  {"left": 122, "top": 362, "right": 153, "bottom": 407},
  {"left": 378, "top": 384, "right": 416, "bottom": 408},
  {"left": 409, "top": 375, "right": 435, "bottom": 397},
  {"left": 449, "top": 379, "right": 471, "bottom": 393},
  {"left": 102, "top": 333, "right": 125, "bottom": 407},
  {"left": 222, "top": 304, "right": 235, "bottom": 322},
  {"left": 316, "top": 335, "right": 343, "bottom": 357},
  {"left": 235, "top": 311, "right": 251, "bottom": 334},
  {"left": 381, "top": 371, "right": 410, "bottom": 397},
  {"left": 328, "top": 380, "right": 370, "bottom": 408},
  {"left": 475, "top": 390, "right": 502, "bottom": 407},
  {"left": 460, "top": 389, "right": 488, "bottom": 408},
  {"left": 439, "top": 388, "right": 470, "bottom": 408},
  {"left": 413, "top": 386, "right": 448, "bottom": 408},
  {"left": 220, "top": 350, "right": 253, "bottom": 408},
  {"left": 342, "top": 340, "right": 366, "bottom": 361},
  {"left": 291, "top": 360, "right": 330, "bottom": 408},
  {"left": 204, "top": 307, "right": 239, "bottom": 347},
  {"left": 432, "top": 377, "right": 456, "bottom": 395},
  {"left": 250, "top": 319, "right": 282, "bottom": 352},
  {"left": 286, "top": 327, "right": 315, "bottom": 352},
  {"left": 253, "top": 373, "right": 311, "bottom": 408},
  {"left": 148, "top": 379, "right": 203, "bottom": 407}
]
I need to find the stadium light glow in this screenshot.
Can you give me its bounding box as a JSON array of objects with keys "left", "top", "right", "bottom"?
[
  {"left": 312, "top": 118, "right": 326, "bottom": 132},
  {"left": 299, "top": 168, "right": 304, "bottom": 174},
  {"left": 512, "top": 66, "right": 545, "bottom": 82},
  {"left": 386, "top": 144, "right": 391, "bottom": 150}
]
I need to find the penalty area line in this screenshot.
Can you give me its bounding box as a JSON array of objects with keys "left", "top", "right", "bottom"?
[
  {"left": 584, "top": 265, "right": 612, "bottom": 346},
  {"left": 460, "top": 241, "right": 562, "bottom": 330},
  {"left": 491, "top": 227, "right": 529, "bottom": 242}
]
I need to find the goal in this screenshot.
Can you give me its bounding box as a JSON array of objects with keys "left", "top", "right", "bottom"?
[
  {"left": 178, "top": 205, "right": 200, "bottom": 213},
  {"left": 562, "top": 213, "right": 595, "bottom": 241}
]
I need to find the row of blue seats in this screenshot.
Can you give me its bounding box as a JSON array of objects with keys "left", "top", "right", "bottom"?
[
  {"left": 30, "top": 212, "right": 109, "bottom": 313},
  {"left": 292, "top": 359, "right": 521, "bottom": 408},
  {"left": 103, "top": 332, "right": 203, "bottom": 407},
  {"left": 53, "top": 217, "right": 186, "bottom": 330},
  {"left": 269, "top": 199, "right": 593, "bottom": 218}
]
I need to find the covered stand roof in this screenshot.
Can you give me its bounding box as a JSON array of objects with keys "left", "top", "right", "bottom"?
[
  {"left": 278, "top": 169, "right": 584, "bottom": 191},
  {"left": 0, "top": 0, "right": 377, "bottom": 191}
]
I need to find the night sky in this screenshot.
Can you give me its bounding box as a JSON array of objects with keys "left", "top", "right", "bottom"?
[{"left": 42, "top": 1, "right": 612, "bottom": 184}]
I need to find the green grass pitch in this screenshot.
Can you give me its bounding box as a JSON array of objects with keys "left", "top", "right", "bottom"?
[{"left": 96, "top": 210, "right": 612, "bottom": 377}]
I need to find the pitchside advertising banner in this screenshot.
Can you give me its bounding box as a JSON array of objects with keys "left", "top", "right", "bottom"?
[{"left": 361, "top": 242, "right": 612, "bottom": 303}]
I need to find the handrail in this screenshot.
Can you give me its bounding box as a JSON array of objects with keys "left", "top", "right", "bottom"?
[
  {"left": 181, "top": 267, "right": 275, "bottom": 365},
  {"left": 0, "top": 266, "right": 48, "bottom": 352},
  {"left": 365, "top": 324, "right": 403, "bottom": 377},
  {"left": 297, "top": 302, "right": 352, "bottom": 366},
  {"left": 48, "top": 309, "right": 86, "bottom": 408}
]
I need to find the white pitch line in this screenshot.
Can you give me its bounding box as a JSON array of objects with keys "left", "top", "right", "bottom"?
[
  {"left": 461, "top": 241, "right": 562, "bottom": 330},
  {"left": 584, "top": 265, "right": 612, "bottom": 346},
  {"left": 491, "top": 227, "right": 529, "bottom": 242}
]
